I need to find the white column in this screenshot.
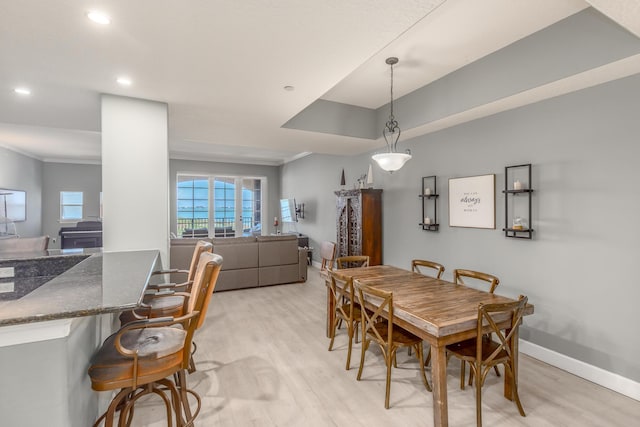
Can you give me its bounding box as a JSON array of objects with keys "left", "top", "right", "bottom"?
[{"left": 101, "top": 95, "right": 169, "bottom": 266}]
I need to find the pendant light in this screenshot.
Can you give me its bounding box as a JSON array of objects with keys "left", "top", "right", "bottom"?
[{"left": 372, "top": 57, "right": 411, "bottom": 173}]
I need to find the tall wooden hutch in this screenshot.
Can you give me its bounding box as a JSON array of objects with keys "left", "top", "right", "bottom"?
[{"left": 334, "top": 189, "right": 382, "bottom": 265}]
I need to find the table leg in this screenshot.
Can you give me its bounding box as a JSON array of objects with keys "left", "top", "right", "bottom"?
[
  {"left": 326, "top": 283, "right": 335, "bottom": 338},
  {"left": 431, "top": 343, "right": 448, "bottom": 427}
]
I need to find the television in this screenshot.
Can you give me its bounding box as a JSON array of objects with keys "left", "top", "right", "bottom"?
[{"left": 280, "top": 198, "right": 297, "bottom": 223}]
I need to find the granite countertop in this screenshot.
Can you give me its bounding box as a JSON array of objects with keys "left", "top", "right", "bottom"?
[{"left": 0, "top": 250, "right": 160, "bottom": 326}]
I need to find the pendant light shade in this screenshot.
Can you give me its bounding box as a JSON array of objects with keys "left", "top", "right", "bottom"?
[
  {"left": 372, "top": 57, "right": 411, "bottom": 173},
  {"left": 372, "top": 152, "right": 412, "bottom": 172}
]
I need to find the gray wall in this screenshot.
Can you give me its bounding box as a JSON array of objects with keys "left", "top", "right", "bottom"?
[
  {"left": 170, "top": 159, "right": 281, "bottom": 236},
  {"left": 281, "top": 73, "right": 640, "bottom": 382},
  {"left": 42, "top": 162, "right": 102, "bottom": 249},
  {"left": 0, "top": 146, "right": 43, "bottom": 237}
]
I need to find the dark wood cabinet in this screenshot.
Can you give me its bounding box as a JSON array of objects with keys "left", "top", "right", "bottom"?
[{"left": 334, "top": 189, "right": 382, "bottom": 265}]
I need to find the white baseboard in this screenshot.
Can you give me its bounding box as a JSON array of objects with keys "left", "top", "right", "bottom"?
[{"left": 520, "top": 339, "right": 640, "bottom": 402}]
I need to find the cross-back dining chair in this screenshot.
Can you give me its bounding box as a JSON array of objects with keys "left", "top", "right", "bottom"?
[
  {"left": 454, "top": 269, "right": 500, "bottom": 293},
  {"left": 335, "top": 255, "right": 370, "bottom": 331},
  {"left": 411, "top": 259, "right": 445, "bottom": 279},
  {"left": 88, "top": 252, "right": 223, "bottom": 427},
  {"left": 446, "top": 295, "right": 528, "bottom": 427},
  {"left": 319, "top": 241, "right": 337, "bottom": 282},
  {"left": 355, "top": 282, "right": 432, "bottom": 409},
  {"left": 327, "top": 269, "right": 362, "bottom": 370},
  {"left": 452, "top": 268, "right": 502, "bottom": 387},
  {"left": 408, "top": 259, "right": 445, "bottom": 359},
  {"left": 336, "top": 255, "right": 369, "bottom": 269}
]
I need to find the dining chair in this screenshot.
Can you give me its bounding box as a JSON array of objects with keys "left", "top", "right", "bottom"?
[
  {"left": 88, "top": 252, "right": 223, "bottom": 426},
  {"left": 319, "top": 240, "right": 337, "bottom": 282},
  {"left": 355, "top": 282, "right": 432, "bottom": 409},
  {"left": 453, "top": 268, "right": 501, "bottom": 388},
  {"left": 335, "top": 255, "right": 370, "bottom": 332},
  {"left": 327, "top": 269, "right": 362, "bottom": 370},
  {"left": 336, "top": 255, "right": 369, "bottom": 269},
  {"left": 408, "top": 259, "right": 445, "bottom": 358},
  {"left": 446, "top": 295, "right": 528, "bottom": 427},
  {"left": 454, "top": 269, "right": 500, "bottom": 293},
  {"left": 411, "top": 259, "right": 445, "bottom": 279}
]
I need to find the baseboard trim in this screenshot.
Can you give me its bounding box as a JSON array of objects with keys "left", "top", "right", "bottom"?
[{"left": 520, "top": 339, "right": 640, "bottom": 401}]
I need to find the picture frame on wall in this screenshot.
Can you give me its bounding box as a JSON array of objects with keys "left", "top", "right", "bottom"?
[
  {"left": 0, "top": 188, "right": 27, "bottom": 222},
  {"left": 448, "top": 174, "right": 495, "bottom": 229}
]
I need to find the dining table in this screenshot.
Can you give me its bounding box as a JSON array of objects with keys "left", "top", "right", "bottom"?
[{"left": 327, "top": 265, "right": 534, "bottom": 427}]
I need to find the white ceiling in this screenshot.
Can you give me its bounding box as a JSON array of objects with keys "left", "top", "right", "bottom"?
[{"left": 0, "top": 0, "right": 637, "bottom": 166}]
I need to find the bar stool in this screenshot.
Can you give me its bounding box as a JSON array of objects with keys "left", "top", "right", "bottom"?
[
  {"left": 119, "top": 240, "right": 213, "bottom": 325},
  {"left": 88, "top": 252, "right": 223, "bottom": 426}
]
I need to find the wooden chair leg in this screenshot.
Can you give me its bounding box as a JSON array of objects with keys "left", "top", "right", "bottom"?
[
  {"left": 356, "top": 337, "right": 369, "bottom": 381},
  {"left": 328, "top": 317, "right": 338, "bottom": 351},
  {"left": 415, "top": 343, "right": 432, "bottom": 392},
  {"left": 460, "top": 360, "right": 466, "bottom": 390},
  {"left": 95, "top": 387, "right": 132, "bottom": 427},
  {"left": 175, "top": 369, "right": 201, "bottom": 427},
  {"left": 506, "top": 363, "right": 526, "bottom": 417},
  {"left": 149, "top": 386, "right": 174, "bottom": 427},
  {"left": 346, "top": 322, "right": 354, "bottom": 370},
  {"left": 475, "top": 364, "right": 483, "bottom": 427},
  {"left": 188, "top": 342, "right": 198, "bottom": 374},
  {"left": 384, "top": 349, "right": 394, "bottom": 409}
]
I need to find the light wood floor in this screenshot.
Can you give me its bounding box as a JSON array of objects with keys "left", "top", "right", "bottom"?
[{"left": 125, "top": 267, "right": 640, "bottom": 426}]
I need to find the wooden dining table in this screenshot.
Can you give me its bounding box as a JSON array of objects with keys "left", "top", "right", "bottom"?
[{"left": 327, "top": 265, "right": 534, "bottom": 427}]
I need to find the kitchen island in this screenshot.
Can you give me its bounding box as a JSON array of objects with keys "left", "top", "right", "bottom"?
[{"left": 0, "top": 249, "right": 161, "bottom": 427}]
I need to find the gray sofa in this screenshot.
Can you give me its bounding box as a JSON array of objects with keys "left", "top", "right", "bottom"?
[{"left": 170, "top": 234, "right": 307, "bottom": 292}]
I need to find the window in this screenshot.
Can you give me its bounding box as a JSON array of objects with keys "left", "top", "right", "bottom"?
[
  {"left": 213, "top": 177, "right": 235, "bottom": 237},
  {"left": 60, "top": 191, "right": 83, "bottom": 221},
  {"left": 177, "top": 175, "right": 264, "bottom": 238},
  {"left": 177, "top": 177, "right": 209, "bottom": 236}
]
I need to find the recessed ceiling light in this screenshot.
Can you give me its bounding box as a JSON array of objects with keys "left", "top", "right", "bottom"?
[
  {"left": 284, "top": 86, "right": 295, "bottom": 91},
  {"left": 87, "top": 11, "right": 111, "bottom": 25},
  {"left": 14, "top": 87, "right": 31, "bottom": 95},
  {"left": 116, "top": 77, "right": 132, "bottom": 86}
]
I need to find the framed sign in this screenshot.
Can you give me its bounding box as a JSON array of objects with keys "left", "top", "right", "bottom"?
[
  {"left": 448, "top": 174, "right": 495, "bottom": 229},
  {"left": 0, "top": 188, "right": 27, "bottom": 222}
]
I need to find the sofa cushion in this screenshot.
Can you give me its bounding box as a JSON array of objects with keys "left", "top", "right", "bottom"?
[
  {"left": 169, "top": 238, "right": 212, "bottom": 274},
  {"left": 259, "top": 264, "right": 301, "bottom": 286},
  {"left": 257, "top": 235, "right": 299, "bottom": 267},
  {"left": 216, "top": 268, "right": 259, "bottom": 291},
  {"left": 211, "top": 239, "right": 258, "bottom": 270}
]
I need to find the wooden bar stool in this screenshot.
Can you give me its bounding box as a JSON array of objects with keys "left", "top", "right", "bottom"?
[{"left": 88, "top": 252, "right": 223, "bottom": 427}]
